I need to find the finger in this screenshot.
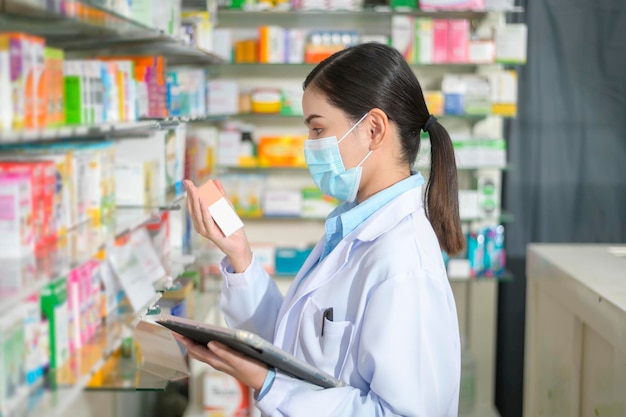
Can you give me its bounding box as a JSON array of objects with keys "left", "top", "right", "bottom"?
[{"left": 187, "top": 182, "right": 207, "bottom": 235}]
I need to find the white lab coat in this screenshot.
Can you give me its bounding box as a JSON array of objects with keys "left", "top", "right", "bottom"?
[{"left": 219, "top": 186, "right": 461, "bottom": 417}]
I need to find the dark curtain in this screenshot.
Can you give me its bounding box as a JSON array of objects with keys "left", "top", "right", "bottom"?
[{"left": 496, "top": 0, "right": 626, "bottom": 416}]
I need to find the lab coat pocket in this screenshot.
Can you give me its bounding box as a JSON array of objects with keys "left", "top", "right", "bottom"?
[{"left": 295, "top": 299, "right": 354, "bottom": 378}]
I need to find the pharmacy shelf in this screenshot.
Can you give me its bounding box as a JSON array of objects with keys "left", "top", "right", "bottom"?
[
  {"left": 193, "top": 113, "right": 508, "bottom": 123},
  {"left": 0, "top": 0, "right": 223, "bottom": 66},
  {"left": 216, "top": 7, "right": 523, "bottom": 20},
  {"left": 0, "top": 121, "right": 159, "bottom": 145},
  {"left": 218, "top": 62, "right": 493, "bottom": 71},
  {"left": 10, "top": 320, "right": 123, "bottom": 417}
]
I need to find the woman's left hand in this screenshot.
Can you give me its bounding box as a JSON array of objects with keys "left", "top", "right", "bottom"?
[{"left": 173, "top": 333, "right": 268, "bottom": 391}]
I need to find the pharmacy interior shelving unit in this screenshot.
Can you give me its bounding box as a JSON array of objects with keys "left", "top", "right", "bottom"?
[
  {"left": 180, "top": 5, "right": 524, "bottom": 417},
  {"left": 0, "top": 1, "right": 223, "bottom": 416}
]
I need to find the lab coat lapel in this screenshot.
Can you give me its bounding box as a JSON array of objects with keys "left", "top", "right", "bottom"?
[{"left": 274, "top": 238, "right": 353, "bottom": 344}]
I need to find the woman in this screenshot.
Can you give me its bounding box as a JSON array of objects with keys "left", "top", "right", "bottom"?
[{"left": 178, "top": 42, "right": 465, "bottom": 417}]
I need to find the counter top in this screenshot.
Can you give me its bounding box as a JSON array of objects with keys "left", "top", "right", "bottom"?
[{"left": 528, "top": 244, "right": 626, "bottom": 313}]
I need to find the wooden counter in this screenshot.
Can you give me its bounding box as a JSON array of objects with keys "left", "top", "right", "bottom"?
[{"left": 524, "top": 244, "right": 626, "bottom": 417}]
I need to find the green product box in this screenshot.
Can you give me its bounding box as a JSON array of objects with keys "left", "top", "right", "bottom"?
[
  {"left": 40, "top": 277, "right": 69, "bottom": 370},
  {"left": 0, "top": 307, "right": 26, "bottom": 414},
  {"left": 64, "top": 61, "right": 84, "bottom": 125},
  {"left": 391, "top": 0, "right": 418, "bottom": 10}
]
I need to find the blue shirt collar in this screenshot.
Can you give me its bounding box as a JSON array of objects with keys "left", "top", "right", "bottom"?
[{"left": 321, "top": 172, "right": 425, "bottom": 260}]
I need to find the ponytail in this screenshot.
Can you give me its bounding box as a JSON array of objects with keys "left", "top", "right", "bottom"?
[{"left": 423, "top": 117, "right": 465, "bottom": 256}]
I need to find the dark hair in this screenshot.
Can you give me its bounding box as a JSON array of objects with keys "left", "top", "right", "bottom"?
[{"left": 304, "top": 42, "right": 464, "bottom": 255}]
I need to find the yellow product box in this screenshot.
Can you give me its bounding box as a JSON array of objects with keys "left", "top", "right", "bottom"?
[
  {"left": 424, "top": 91, "right": 444, "bottom": 116},
  {"left": 250, "top": 88, "right": 281, "bottom": 114},
  {"left": 258, "top": 136, "right": 306, "bottom": 168},
  {"left": 0, "top": 35, "right": 12, "bottom": 131}
]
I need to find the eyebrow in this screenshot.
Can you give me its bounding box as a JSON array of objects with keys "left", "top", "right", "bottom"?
[{"left": 304, "top": 114, "right": 323, "bottom": 126}]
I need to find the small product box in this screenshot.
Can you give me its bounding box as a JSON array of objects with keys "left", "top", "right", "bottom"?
[
  {"left": 447, "top": 20, "right": 469, "bottom": 63},
  {"left": 25, "top": 35, "right": 45, "bottom": 129},
  {"left": 301, "top": 187, "right": 338, "bottom": 218},
  {"left": 40, "top": 277, "right": 70, "bottom": 370},
  {"left": 432, "top": 20, "right": 449, "bottom": 64},
  {"left": 414, "top": 18, "right": 434, "bottom": 64},
  {"left": 442, "top": 75, "right": 465, "bottom": 115},
  {"left": 0, "top": 35, "right": 12, "bottom": 131},
  {"left": 203, "top": 370, "right": 250, "bottom": 417},
  {"left": 495, "top": 24, "right": 527, "bottom": 64},
  {"left": 207, "top": 80, "right": 239, "bottom": 115},
  {"left": 418, "top": 0, "right": 485, "bottom": 10},
  {"left": 24, "top": 293, "right": 44, "bottom": 386},
  {"left": 197, "top": 179, "right": 244, "bottom": 238},
  {"left": 5, "top": 33, "right": 28, "bottom": 130},
  {"left": 0, "top": 306, "right": 27, "bottom": 416},
  {"left": 263, "top": 189, "right": 302, "bottom": 217},
  {"left": 64, "top": 60, "right": 86, "bottom": 125},
  {"left": 0, "top": 172, "right": 34, "bottom": 256},
  {"left": 392, "top": 15, "right": 415, "bottom": 63},
  {"left": 67, "top": 265, "right": 83, "bottom": 354},
  {"left": 275, "top": 247, "right": 313, "bottom": 276}
]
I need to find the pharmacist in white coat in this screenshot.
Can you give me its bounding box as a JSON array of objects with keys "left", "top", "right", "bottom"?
[{"left": 178, "top": 43, "right": 464, "bottom": 417}]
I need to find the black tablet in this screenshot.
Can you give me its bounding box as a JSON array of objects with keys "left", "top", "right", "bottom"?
[{"left": 156, "top": 314, "right": 346, "bottom": 389}]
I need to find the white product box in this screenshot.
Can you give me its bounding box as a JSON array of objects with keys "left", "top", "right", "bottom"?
[
  {"left": 0, "top": 174, "right": 33, "bottom": 256},
  {"left": 0, "top": 306, "right": 28, "bottom": 417},
  {"left": 458, "top": 189, "right": 479, "bottom": 220},
  {"left": 286, "top": 29, "right": 306, "bottom": 64},
  {"left": 114, "top": 160, "right": 159, "bottom": 206},
  {"left": 468, "top": 40, "right": 495, "bottom": 64},
  {"left": 213, "top": 29, "right": 233, "bottom": 61},
  {"left": 207, "top": 80, "right": 239, "bottom": 115},
  {"left": 0, "top": 37, "right": 11, "bottom": 131},
  {"left": 392, "top": 15, "right": 415, "bottom": 63},
  {"left": 415, "top": 18, "right": 434, "bottom": 64},
  {"left": 263, "top": 189, "right": 302, "bottom": 217},
  {"left": 217, "top": 130, "right": 241, "bottom": 167},
  {"left": 495, "top": 24, "right": 527, "bottom": 64}
]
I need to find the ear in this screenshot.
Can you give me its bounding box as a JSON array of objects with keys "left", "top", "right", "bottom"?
[{"left": 365, "top": 108, "right": 389, "bottom": 151}]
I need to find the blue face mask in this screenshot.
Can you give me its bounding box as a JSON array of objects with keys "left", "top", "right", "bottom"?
[{"left": 304, "top": 113, "right": 373, "bottom": 203}]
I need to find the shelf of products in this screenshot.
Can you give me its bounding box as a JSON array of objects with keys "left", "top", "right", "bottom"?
[
  {"left": 215, "top": 7, "right": 524, "bottom": 17},
  {"left": 0, "top": 121, "right": 160, "bottom": 144},
  {"left": 0, "top": 0, "right": 223, "bottom": 66}
]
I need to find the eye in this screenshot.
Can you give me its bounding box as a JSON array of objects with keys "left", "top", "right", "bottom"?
[{"left": 310, "top": 127, "right": 323, "bottom": 137}]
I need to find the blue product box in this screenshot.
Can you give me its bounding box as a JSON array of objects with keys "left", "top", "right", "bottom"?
[
  {"left": 444, "top": 93, "right": 465, "bottom": 115},
  {"left": 275, "top": 247, "right": 313, "bottom": 276}
]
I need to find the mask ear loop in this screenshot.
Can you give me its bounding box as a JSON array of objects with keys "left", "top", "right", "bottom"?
[{"left": 337, "top": 113, "right": 369, "bottom": 144}]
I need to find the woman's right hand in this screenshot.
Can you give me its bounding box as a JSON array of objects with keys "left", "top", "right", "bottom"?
[{"left": 184, "top": 179, "right": 253, "bottom": 273}]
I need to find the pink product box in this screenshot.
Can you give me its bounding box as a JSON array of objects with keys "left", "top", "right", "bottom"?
[
  {"left": 432, "top": 20, "right": 449, "bottom": 64},
  {"left": 67, "top": 266, "right": 82, "bottom": 354},
  {"left": 83, "top": 259, "right": 102, "bottom": 339},
  {"left": 419, "top": 0, "right": 485, "bottom": 10},
  {"left": 447, "top": 20, "right": 469, "bottom": 63}
]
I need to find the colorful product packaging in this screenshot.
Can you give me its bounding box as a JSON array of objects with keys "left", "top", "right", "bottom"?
[
  {"left": 0, "top": 306, "right": 27, "bottom": 416},
  {"left": 0, "top": 35, "right": 12, "bottom": 131},
  {"left": 0, "top": 172, "right": 33, "bottom": 256},
  {"left": 24, "top": 293, "right": 44, "bottom": 386},
  {"left": 40, "top": 277, "right": 70, "bottom": 370}
]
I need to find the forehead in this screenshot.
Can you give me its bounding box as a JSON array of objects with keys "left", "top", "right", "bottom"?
[{"left": 302, "top": 88, "right": 337, "bottom": 116}]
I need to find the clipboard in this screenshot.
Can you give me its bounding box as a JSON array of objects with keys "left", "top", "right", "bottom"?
[{"left": 156, "top": 314, "right": 346, "bottom": 389}]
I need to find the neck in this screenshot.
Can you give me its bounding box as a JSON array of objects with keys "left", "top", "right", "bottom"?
[{"left": 356, "top": 165, "right": 411, "bottom": 203}]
